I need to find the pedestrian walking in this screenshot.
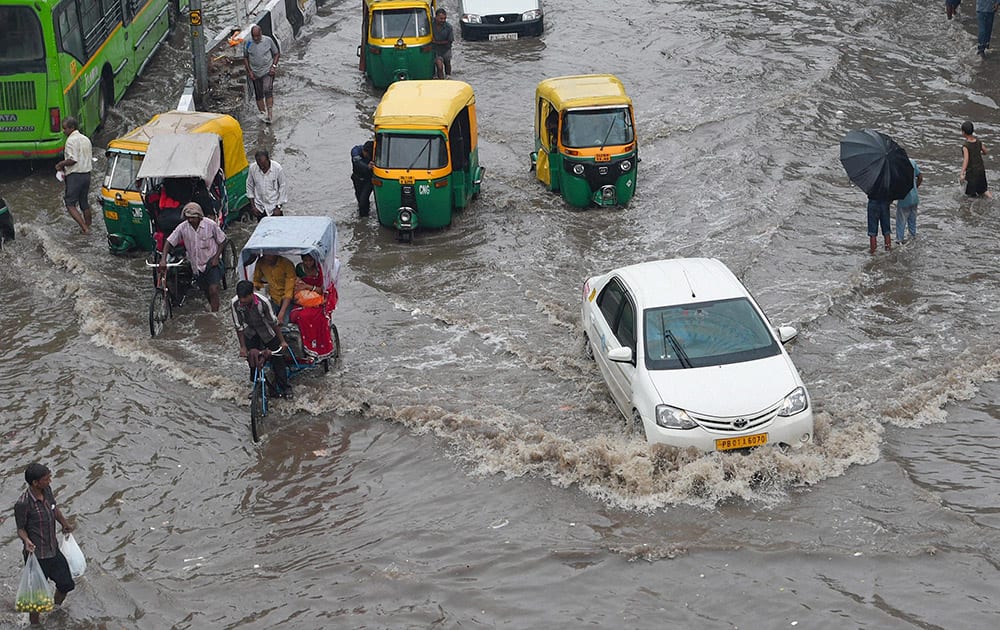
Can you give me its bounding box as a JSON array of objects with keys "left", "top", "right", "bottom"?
[
  {"left": 431, "top": 8, "right": 454, "bottom": 78},
  {"left": 896, "top": 159, "right": 922, "bottom": 244},
  {"left": 947, "top": 0, "right": 961, "bottom": 19},
  {"left": 14, "top": 463, "right": 75, "bottom": 626},
  {"left": 867, "top": 196, "right": 892, "bottom": 253},
  {"left": 960, "top": 120, "right": 992, "bottom": 198},
  {"left": 976, "top": 0, "right": 998, "bottom": 55},
  {"left": 54, "top": 117, "right": 93, "bottom": 234},
  {"left": 244, "top": 25, "right": 280, "bottom": 123},
  {"left": 246, "top": 149, "right": 287, "bottom": 219},
  {"left": 351, "top": 141, "right": 375, "bottom": 217}
]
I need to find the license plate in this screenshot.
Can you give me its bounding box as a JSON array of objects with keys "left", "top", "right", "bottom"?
[
  {"left": 399, "top": 174, "right": 414, "bottom": 184},
  {"left": 104, "top": 210, "right": 119, "bottom": 221},
  {"left": 115, "top": 198, "right": 128, "bottom": 206},
  {"left": 489, "top": 32, "right": 518, "bottom": 41},
  {"left": 715, "top": 433, "right": 768, "bottom": 451},
  {"left": 595, "top": 152, "right": 611, "bottom": 162}
]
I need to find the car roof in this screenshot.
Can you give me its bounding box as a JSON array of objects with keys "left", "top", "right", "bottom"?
[{"left": 610, "top": 258, "right": 749, "bottom": 308}]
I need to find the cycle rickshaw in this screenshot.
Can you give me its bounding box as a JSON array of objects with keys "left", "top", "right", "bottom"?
[
  {"left": 237, "top": 216, "right": 342, "bottom": 441},
  {"left": 139, "top": 133, "right": 239, "bottom": 336}
]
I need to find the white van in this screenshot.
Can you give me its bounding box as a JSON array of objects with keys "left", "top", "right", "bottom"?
[{"left": 458, "top": 0, "right": 543, "bottom": 40}]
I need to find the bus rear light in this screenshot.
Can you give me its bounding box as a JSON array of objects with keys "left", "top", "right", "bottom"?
[{"left": 49, "top": 108, "right": 61, "bottom": 132}]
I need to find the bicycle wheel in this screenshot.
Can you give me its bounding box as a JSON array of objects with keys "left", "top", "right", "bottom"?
[
  {"left": 323, "top": 323, "right": 341, "bottom": 373},
  {"left": 149, "top": 288, "right": 171, "bottom": 337},
  {"left": 250, "top": 379, "right": 265, "bottom": 442},
  {"left": 222, "top": 239, "right": 237, "bottom": 290}
]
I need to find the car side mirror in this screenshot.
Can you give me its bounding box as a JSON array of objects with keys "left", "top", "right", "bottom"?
[
  {"left": 607, "top": 347, "right": 633, "bottom": 363},
  {"left": 778, "top": 325, "right": 798, "bottom": 344}
]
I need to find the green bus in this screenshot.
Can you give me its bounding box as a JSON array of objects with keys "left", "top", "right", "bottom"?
[{"left": 0, "top": 0, "right": 188, "bottom": 160}]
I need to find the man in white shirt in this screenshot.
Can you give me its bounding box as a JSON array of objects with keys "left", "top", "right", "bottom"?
[
  {"left": 246, "top": 149, "right": 287, "bottom": 220},
  {"left": 54, "top": 118, "right": 93, "bottom": 234}
]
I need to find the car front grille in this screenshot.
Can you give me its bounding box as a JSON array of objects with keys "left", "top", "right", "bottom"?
[
  {"left": 483, "top": 13, "right": 521, "bottom": 25},
  {"left": 688, "top": 403, "right": 780, "bottom": 433}
]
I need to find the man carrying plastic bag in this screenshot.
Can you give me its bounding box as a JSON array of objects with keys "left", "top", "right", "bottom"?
[{"left": 14, "top": 463, "right": 76, "bottom": 625}]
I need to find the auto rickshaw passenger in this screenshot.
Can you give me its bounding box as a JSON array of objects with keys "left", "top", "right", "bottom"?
[
  {"left": 253, "top": 253, "right": 296, "bottom": 323},
  {"left": 159, "top": 203, "right": 227, "bottom": 311}
]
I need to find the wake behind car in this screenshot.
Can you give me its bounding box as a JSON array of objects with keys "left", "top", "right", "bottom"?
[
  {"left": 459, "top": 0, "right": 543, "bottom": 40},
  {"left": 581, "top": 258, "right": 814, "bottom": 452}
]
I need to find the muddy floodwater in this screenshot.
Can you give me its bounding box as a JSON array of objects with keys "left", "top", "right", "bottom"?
[{"left": 2, "top": 0, "right": 1000, "bottom": 627}]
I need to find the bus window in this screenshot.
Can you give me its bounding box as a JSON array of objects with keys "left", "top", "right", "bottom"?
[
  {"left": 55, "top": 2, "right": 86, "bottom": 63},
  {"left": 0, "top": 7, "right": 45, "bottom": 70}
]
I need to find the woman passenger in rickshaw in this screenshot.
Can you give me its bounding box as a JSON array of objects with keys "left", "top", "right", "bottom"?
[{"left": 290, "top": 253, "right": 335, "bottom": 357}]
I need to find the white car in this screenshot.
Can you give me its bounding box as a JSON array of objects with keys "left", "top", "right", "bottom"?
[
  {"left": 458, "top": 0, "right": 544, "bottom": 41},
  {"left": 581, "top": 258, "right": 814, "bottom": 452}
]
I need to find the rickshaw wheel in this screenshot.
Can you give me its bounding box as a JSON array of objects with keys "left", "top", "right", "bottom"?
[
  {"left": 149, "top": 288, "right": 171, "bottom": 337},
  {"left": 222, "top": 240, "right": 237, "bottom": 289},
  {"left": 322, "top": 323, "right": 341, "bottom": 374},
  {"left": 250, "top": 381, "right": 264, "bottom": 442}
]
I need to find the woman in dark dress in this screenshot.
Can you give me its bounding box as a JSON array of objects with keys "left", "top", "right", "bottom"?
[{"left": 960, "top": 120, "right": 992, "bottom": 198}]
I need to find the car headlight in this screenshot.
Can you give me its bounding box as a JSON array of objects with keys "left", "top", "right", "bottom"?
[
  {"left": 522, "top": 9, "right": 541, "bottom": 20},
  {"left": 572, "top": 163, "right": 585, "bottom": 176},
  {"left": 777, "top": 386, "right": 808, "bottom": 417},
  {"left": 461, "top": 13, "right": 481, "bottom": 23},
  {"left": 655, "top": 405, "right": 698, "bottom": 430},
  {"left": 620, "top": 160, "right": 632, "bottom": 172}
]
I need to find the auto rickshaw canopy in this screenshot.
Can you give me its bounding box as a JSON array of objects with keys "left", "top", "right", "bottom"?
[
  {"left": 137, "top": 133, "right": 222, "bottom": 184},
  {"left": 374, "top": 80, "right": 476, "bottom": 130},
  {"left": 108, "top": 110, "right": 249, "bottom": 179},
  {"left": 535, "top": 75, "right": 632, "bottom": 111}
]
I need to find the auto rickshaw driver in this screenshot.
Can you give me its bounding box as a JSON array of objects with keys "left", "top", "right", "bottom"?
[{"left": 159, "top": 202, "right": 227, "bottom": 312}]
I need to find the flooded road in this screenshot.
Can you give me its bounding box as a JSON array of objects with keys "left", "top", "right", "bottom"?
[{"left": 2, "top": 0, "right": 1000, "bottom": 626}]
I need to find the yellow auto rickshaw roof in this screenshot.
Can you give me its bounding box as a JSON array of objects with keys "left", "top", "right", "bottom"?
[
  {"left": 108, "top": 110, "right": 249, "bottom": 177},
  {"left": 367, "top": 0, "right": 434, "bottom": 9},
  {"left": 536, "top": 75, "right": 632, "bottom": 111},
  {"left": 374, "top": 81, "right": 476, "bottom": 129}
]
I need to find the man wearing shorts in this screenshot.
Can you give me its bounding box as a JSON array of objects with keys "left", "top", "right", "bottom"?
[
  {"left": 432, "top": 8, "right": 454, "bottom": 77},
  {"left": 14, "top": 463, "right": 76, "bottom": 626},
  {"left": 244, "top": 25, "right": 280, "bottom": 123},
  {"left": 54, "top": 117, "right": 93, "bottom": 234},
  {"left": 159, "top": 202, "right": 227, "bottom": 312}
]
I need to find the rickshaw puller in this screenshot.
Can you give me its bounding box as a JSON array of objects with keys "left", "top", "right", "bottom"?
[
  {"left": 232, "top": 280, "right": 291, "bottom": 398},
  {"left": 159, "top": 203, "right": 227, "bottom": 312}
]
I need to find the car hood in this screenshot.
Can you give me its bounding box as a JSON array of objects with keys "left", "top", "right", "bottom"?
[
  {"left": 461, "top": 0, "right": 539, "bottom": 15},
  {"left": 646, "top": 354, "right": 801, "bottom": 417}
]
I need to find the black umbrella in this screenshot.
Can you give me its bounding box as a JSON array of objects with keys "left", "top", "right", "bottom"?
[{"left": 839, "top": 129, "right": 915, "bottom": 201}]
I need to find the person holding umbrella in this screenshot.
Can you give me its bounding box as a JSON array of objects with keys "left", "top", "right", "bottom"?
[{"left": 840, "top": 129, "right": 915, "bottom": 254}]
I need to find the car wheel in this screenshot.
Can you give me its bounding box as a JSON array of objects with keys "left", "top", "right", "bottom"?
[{"left": 630, "top": 410, "right": 645, "bottom": 440}]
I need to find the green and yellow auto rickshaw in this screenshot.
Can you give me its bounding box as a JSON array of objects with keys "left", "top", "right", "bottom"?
[
  {"left": 359, "top": 0, "right": 437, "bottom": 89},
  {"left": 373, "top": 80, "right": 484, "bottom": 241},
  {"left": 101, "top": 111, "right": 250, "bottom": 253},
  {"left": 531, "top": 75, "right": 638, "bottom": 208}
]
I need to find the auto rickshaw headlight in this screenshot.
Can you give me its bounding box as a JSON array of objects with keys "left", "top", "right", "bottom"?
[
  {"left": 572, "top": 164, "right": 585, "bottom": 176},
  {"left": 620, "top": 160, "right": 632, "bottom": 172}
]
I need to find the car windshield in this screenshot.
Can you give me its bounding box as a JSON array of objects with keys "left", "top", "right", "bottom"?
[
  {"left": 371, "top": 8, "right": 430, "bottom": 39},
  {"left": 643, "top": 297, "right": 779, "bottom": 370},
  {"left": 561, "top": 107, "right": 634, "bottom": 149},
  {"left": 104, "top": 152, "right": 144, "bottom": 192},
  {"left": 375, "top": 133, "right": 448, "bottom": 170}
]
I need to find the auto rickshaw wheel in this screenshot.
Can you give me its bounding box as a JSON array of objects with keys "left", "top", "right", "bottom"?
[{"left": 222, "top": 239, "right": 237, "bottom": 289}]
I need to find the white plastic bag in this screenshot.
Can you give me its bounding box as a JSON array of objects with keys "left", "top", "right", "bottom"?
[{"left": 60, "top": 533, "right": 86, "bottom": 578}]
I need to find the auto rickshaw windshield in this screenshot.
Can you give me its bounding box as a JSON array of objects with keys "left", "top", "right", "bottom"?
[
  {"left": 105, "top": 152, "right": 143, "bottom": 192},
  {"left": 372, "top": 8, "right": 430, "bottom": 38},
  {"left": 376, "top": 133, "right": 448, "bottom": 169},
  {"left": 562, "top": 107, "right": 634, "bottom": 149}
]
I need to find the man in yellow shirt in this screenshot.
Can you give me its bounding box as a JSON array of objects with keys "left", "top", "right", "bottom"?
[{"left": 253, "top": 254, "right": 296, "bottom": 322}]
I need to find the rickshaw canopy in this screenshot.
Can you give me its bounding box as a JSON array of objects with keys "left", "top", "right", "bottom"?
[
  {"left": 137, "top": 134, "right": 222, "bottom": 184},
  {"left": 238, "top": 216, "right": 340, "bottom": 292},
  {"left": 109, "top": 110, "right": 249, "bottom": 178},
  {"left": 536, "top": 75, "right": 632, "bottom": 111},
  {"left": 374, "top": 80, "right": 476, "bottom": 129}
]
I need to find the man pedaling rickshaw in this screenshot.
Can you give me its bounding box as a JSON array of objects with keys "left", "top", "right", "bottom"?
[{"left": 158, "top": 202, "right": 227, "bottom": 312}]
